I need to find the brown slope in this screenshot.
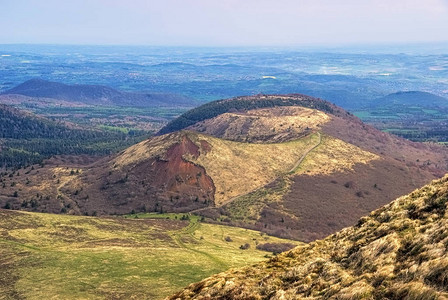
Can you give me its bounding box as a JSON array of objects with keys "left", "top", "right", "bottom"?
[
  {"left": 169, "top": 175, "right": 448, "bottom": 299},
  {"left": 322, "top": 111, "right": 448, "bottom": 177},
  {"left": 282, "top": 158, "right": 432, "bottom": 241},
  {"left": 213, "top": 136, "right": 439, "bottom": 242},
  {"left": 2, "top": 94, "right": 448, "bottom": 243}
]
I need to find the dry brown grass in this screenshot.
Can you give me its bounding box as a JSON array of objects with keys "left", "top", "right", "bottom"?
[
  {"left": 113, "top": 132, "right": 180, "bottom": 168},
  {"left": 296, "top": 135, "right": 380, "bottom": 176}
]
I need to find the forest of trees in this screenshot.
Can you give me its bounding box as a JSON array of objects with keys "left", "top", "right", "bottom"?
[{"left": 0, "top": 105, "right": 148, "bottom": 167}]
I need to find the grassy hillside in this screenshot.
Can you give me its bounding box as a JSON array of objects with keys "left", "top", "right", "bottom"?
[
  {"left": 0, "top": 210, "right": 300, "bottom": 299},
  {"left": 170, "top": 175, "right": 448, "bottom": 299}
]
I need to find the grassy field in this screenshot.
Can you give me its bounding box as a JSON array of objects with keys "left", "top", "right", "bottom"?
[{"left": 0, "top": 210, "right": 301, "bottom": 299}]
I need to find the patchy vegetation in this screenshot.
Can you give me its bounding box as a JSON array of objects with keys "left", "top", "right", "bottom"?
[
  {"left": 296, "top": 135, "right": 379, "bottom": 175},
  {"left": 170, "top": 175, "right": 448, "bottom": 299}
]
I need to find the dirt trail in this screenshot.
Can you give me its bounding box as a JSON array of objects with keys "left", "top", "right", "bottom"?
[{"left": 288, "top": 132, "right": 321, "bottom": 173}]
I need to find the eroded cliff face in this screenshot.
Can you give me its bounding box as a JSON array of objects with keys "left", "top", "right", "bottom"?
[
  {"left": 145, "top": 135, "right": 215, "bottom": 202},
  {"left": 59, "top": 132, "right": 216, "bottom": 215}
]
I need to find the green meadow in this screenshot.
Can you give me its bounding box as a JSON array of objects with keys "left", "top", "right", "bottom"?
[{"left": 0, "top": 210, "right": 300, "bottom": 299}]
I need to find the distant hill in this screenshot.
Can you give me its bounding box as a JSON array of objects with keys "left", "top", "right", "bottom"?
[
  {"left": 2, "top": 78, "right": 194, "bottom": 107},
  {"left": 371, "top": 91, "right": 448, "bottom": 108},
  {"left": 3, "top": 94, "right": 448, "bottom": 243},
  {"left": 170, "top": 175, "right": 448, "bottom": 299}
]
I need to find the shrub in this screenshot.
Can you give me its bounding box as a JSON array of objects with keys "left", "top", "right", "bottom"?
[
  {"left": 239, "top": 243, "right": 250, "bottom": 250},
  {"left": 256, "top": 243, "right": 296, "bottom": 254}
]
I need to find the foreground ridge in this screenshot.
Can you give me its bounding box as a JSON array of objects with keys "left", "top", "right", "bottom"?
[{"left": 170, "top": 175, "right": 448, "bottom": 299}]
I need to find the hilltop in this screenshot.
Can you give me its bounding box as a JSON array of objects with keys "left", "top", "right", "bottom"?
[
  {"left": 170, "top": 174, "right": 448, "bottom": 299},
  {"left": 158, "top": 94, "right": 340, "bottom": 135},
  {"left": 3, "top": 78, "right": 193, "bottom": 107},
  {"left": 2, "top": 94, "right": 448, "bottom": 241}
]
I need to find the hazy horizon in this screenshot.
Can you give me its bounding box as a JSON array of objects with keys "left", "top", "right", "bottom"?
[{"left": 1, "top": 0, "right": 448, "bottom": 47}]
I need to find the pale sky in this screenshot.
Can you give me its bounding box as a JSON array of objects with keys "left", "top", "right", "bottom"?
[{"left": 1, "top": 0, "right": 448, "bottom": 46}]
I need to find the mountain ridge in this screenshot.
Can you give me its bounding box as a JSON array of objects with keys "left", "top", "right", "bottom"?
[
  {"left": 371, "top": 91, "right": 448, "bottom": 108},
  {"left": 3, "top": 78, "right": 194, "bottom": 107}
]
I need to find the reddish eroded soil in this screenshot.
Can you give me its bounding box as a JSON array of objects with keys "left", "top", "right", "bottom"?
[
  {"left": 69, "top": 134, "right": 216, "bottom": 215},
  {"left": 150, "top": 135, "right": 212, "bottom": 192}
]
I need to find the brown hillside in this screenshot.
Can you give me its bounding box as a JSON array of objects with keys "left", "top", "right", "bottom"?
[
  {"left": 170, "top": 175, "right": 448, "bottom": 299},
  {"left": 2, "top": 94, "right": 448, "bottom": 242},
  {"left": 323, "top": 113, "right": 448, "bottom": 177},
  {"left": 61, "top": 130, "right": 321, "bottom": 214}
]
